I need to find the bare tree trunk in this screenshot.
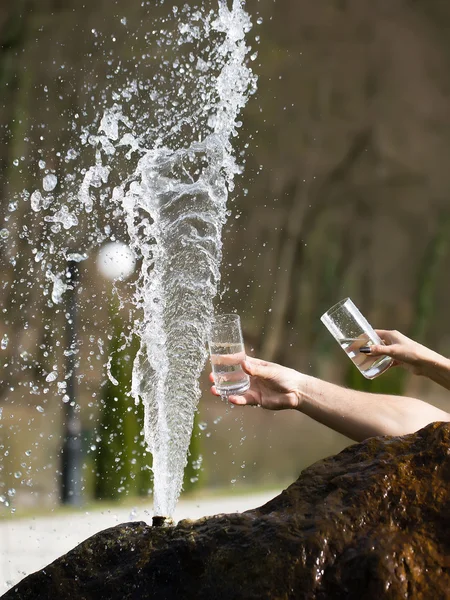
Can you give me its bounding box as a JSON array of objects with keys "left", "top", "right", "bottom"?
[{"left": 261, "top": 125, "right": 373, "bottom": 362}]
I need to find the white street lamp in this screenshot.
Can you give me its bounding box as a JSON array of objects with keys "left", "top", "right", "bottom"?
[{"left": 96, "top": 241, "right": 136, "bottom": 281}]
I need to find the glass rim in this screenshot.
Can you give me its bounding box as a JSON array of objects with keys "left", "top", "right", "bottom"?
[
  {"left": 321, "top": 297, "right": 352, "bottom": 320},
  {"left": 212, "top": 313, "right": 241, "bottom": 325}
]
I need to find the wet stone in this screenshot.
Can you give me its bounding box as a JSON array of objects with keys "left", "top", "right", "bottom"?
[
  {"left": 3, "top": 422, "right": 450, "bottom": 599},
  {"left": 152, "top": 515, "right": 175, "bottom": 528}
]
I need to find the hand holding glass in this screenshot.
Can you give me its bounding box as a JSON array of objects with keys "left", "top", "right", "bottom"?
[
  {"left": 321, "top": 298, "right": 393, "bottom": 379},
  {"left": 208, "top": 314, "right": 250, "bottom": 396}
]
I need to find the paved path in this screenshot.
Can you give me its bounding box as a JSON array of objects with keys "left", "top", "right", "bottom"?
[{"left": 0, "top": 490, "right": 278, "bottom": 593}]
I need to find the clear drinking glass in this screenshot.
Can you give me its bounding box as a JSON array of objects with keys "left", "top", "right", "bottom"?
[
  {"left": 208, "top": 314, "right": 250, "bottom": 396},
  {"left": 321, "top": 298, "right": 393, "bottom": 379}
]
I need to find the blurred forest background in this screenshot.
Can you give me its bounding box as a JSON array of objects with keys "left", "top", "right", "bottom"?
[{"left": 1, "top": 0, "right": 450, "bottom": 514}]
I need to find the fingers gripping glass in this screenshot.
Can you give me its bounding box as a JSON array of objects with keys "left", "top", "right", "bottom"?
[
  {"left": 321, "top": 298, "right": 393, "bottom": 379},
  {"left": 208, "top": 314, "right": 250, "bottom": 396}
]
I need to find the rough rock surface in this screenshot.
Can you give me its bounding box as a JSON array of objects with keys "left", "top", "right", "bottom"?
[{"left": 4, "top": 422, "right": 450, "bottom": 600}]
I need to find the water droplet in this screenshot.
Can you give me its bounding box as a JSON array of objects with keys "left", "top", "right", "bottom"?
[
  {"left": 198, "top": 421, "right": 207, "bottom": 431},
  {"left": 36, "top": 405, "right": 45, "bottom": 413},
  {"left": 57, "top": 381, "right": 67, "bottom": 393},
  {"left": 30, "top": 190, "right": 44, "bottom": 212},
  {"left": 14, "top": 471, "right": 22, "bottom": 479},
  {"left": 66, "top": 252, "right": 87, "bottom": 263},
  {"left": 1, "top": 334, "right": 8, "bottom": 350},
  {"left": 0, "top": 229, "right": 9, "bottom": 240},
  {"left": 65, "top": 148, "right": 78, "bottom": 161},
  {"left": 45, "top": 371, "right": 58, "bottom": 383},
  {"left": 44, "top": 205, "right": 77, "bottom": 230}
]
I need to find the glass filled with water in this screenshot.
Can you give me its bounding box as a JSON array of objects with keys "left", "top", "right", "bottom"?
[
  {"left": 208, "top": 314, "right": 250, "bottom": 396},
  {"left": 321, "top": 298, "right": 393, "bottom": 379}
]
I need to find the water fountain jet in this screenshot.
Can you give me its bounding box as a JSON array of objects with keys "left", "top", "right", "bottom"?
[
  {"left": 0, "top": 0, "right": 257, "bottom": 527},
  {"left": 72, "top": 0, "right": 258, "bottom": 519}
]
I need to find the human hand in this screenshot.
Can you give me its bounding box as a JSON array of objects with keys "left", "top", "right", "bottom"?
[
  {"left": 344, "top": 335, "right": 384, "bottom": 372},
  {"left": 210, "top": 356, "right": 301, "bottom": 410},
  {"left": 361, "top": 329, "right": 433, "bottom": 376}
]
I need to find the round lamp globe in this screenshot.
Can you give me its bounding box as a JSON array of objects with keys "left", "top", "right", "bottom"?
[{"left": 97, "top": 241, "right": 136, "bottom": 281}]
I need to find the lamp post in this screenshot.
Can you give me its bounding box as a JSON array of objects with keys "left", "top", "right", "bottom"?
[
  {"left": 94, "top": 241, "right": 137, "bottom": 501},
  {"left": 61, "top": 260, "right": 83, "bottom": 505},
  {"left": 61, "top": 243, "right": 135, "bottom": 505}
]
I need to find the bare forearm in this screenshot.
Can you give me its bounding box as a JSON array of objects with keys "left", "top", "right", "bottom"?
[
  {"left": 295, "top": 375, "right": 450, "bottom": 442},
  {"left": 421, "top": 353, "right": 450, "bottom": 391}
]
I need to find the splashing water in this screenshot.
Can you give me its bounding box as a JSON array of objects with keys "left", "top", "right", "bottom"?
[
  {"left": 124, "top": 141, "right": 229, "bottom": 516},
  {"left": 3, "top": 0, "right": 256, "bottom": 518},
  {"left": 91, "top": 0, "right": 255, "bottom": 517},
  {"left": 122, "top": 1, "right": 255, "bottom": 517}
]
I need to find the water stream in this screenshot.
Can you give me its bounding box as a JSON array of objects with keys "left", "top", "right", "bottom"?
[
  {"left": 73, "top": 0, "right": 255, "bottom": 517},
  {"left": 123, "top": 1, "right": 256, "bottom": 517},
  {"left": 1, "top": 0, "right": 256, "bottom": 520}
]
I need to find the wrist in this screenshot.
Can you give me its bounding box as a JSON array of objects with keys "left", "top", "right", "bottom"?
[
  {"left": 293, "top": 372, "right": 311, "bottom": 410},
  {"left": 419, "top": 351, "right": 450, "bottom": 385}
]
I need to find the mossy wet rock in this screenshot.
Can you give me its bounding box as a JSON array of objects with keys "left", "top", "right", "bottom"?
[{"left": 5, "top": 422, "right": 450, "bottom": 600}]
